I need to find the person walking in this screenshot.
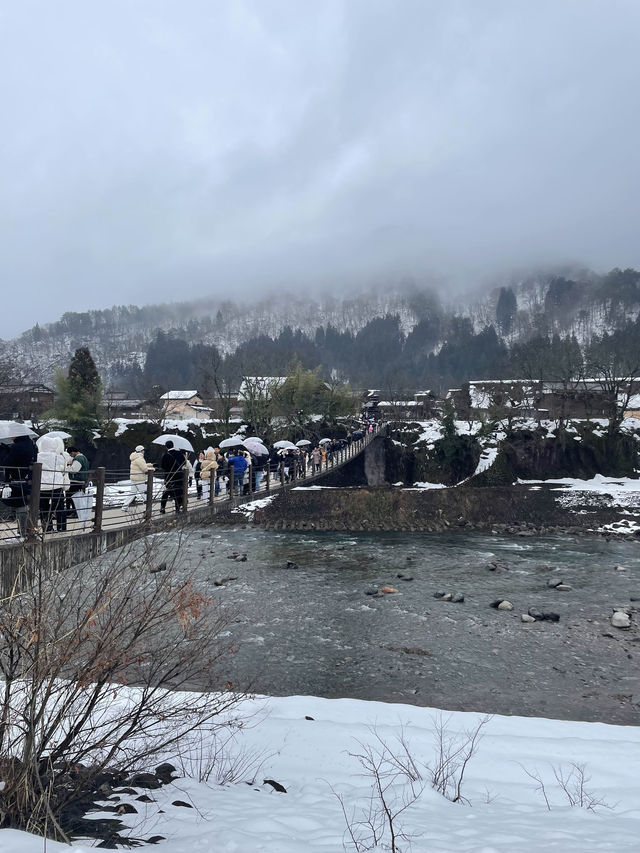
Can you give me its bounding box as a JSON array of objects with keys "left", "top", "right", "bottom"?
[
  {"left": 200, "top": 449, "right": 218, "bottom": 502},
  {"left": 2, "top": 434, "right": 37, "bottom": 537},
  {"left": 160, "top": 440, "right": 186, "bottom": 513},
  {"left": 123, "top": 445, "right": 154, "bottom": 513},
  {"left": 226, "top": 450, "right": 248, "bottom": 496},
  {"left": 66, "top": 445, "right": 90, "bottom": 518},
  {"left": 311, "top": 446, "right": 321, "bottom": 474},
  {"left": 37, "top": 435, "right": 67, "bottom": 532}
]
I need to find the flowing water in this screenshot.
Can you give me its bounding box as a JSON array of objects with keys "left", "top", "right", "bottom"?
[{"left": 160, "top": 528, "right": 640, "bottom": 724}]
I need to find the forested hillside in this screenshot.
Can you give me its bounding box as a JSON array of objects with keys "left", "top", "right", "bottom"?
[{"left": 6, "top": 267, "right": 640, "bottom": 395}]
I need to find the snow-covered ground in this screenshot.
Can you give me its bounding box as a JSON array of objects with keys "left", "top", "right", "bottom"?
[{"left": 4, "top": 694, "right": 640, "bottom": 852}]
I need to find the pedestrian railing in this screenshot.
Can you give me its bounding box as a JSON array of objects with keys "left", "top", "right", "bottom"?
[{"left": 0, "top": 428, "right": 379, "bottom": 546}]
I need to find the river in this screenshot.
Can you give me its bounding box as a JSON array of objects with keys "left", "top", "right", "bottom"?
[{"left": 158, "top": 527, "right": 639, "bottom": 724}]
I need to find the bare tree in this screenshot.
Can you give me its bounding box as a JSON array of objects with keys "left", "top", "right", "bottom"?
[{"left": 0, "top": 538, "right": 246, "bottom": 841}]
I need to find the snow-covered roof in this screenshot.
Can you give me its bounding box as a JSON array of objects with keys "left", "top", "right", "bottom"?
[
  {"left": 238, "top": 377, "right": 287, "bottom": 400},
  {"left": 160, "top": 390, "right": 199, "bottom": 400}
]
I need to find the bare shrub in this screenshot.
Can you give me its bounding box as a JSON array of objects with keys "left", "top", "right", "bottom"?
[
  {"left": 427, "top": 712, "right": 492, "bottom": 804},
  {"left": 334, "top": 728, "right": 424, "bottom": 852},
  {"left": 0, "top": 539, "right": 246, "bottom": 841},
  {"left": 175, "top": 720, "right": 272, "bottom": 785},
  {"left": 521, "top": 762, "right": 614, "bottom": 812},
  {"left": 334, "top": 714, "right": 492, "bottom": 850}
]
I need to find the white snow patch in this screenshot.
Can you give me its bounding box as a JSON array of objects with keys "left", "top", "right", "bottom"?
[{"left": 4, "top": 693, "right": 640, "bottom": 853}]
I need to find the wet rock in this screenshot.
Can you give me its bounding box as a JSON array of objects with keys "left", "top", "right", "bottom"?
[
  {"left": 528, "top": 608, "right": 560, "bottom": 622},
  {"left": 614, "top": 565, "right": 627, "bottom": 571},
  {"left": 451, "top": 593, "right": 465, "bottom": 603},
  {"left": 630, "top": 595, "right": 640, "bottom": 602},
  {"left": 497, "top": 600, "right": 513, "bottom": 611},
  {"left": 365, "top": 587, "right": 379, "bottom": 596},
  {"left": 263, "top": 779, "right": 287, "bottom": 793},
  {"left": 286, "top": 561, "right": 299, "bottom": 569},
  {"left": 440, "top": 592, "right": 452, "bottom": 601},
  {"left": 235, "top": 554, "right": 247, "bottom": 562},
  {"left": 611, "top": 611, "right": 631, "bottom": 629},
  {"left": 213, "top": 576, "right": 238, "bottom": 586},
  {"left": 128, "top": 772, "right": 162, "bottom": 790},
  {"left": 433, "top": 591, "right": 446, "bottom": 599},
  {"left": 521, "top": 613, "right": 536, "bottom": 623},
  {"left": 397, "top": 574, "right": 414, "bottom": 581},
  {"left": 486, "top": 561, "right": 509, "bottom": 573},
  {"left": 555, "top": 583, "right": 572, "bottom": 591},
  {"left": 155, "top": 762, "right": 178, "bottom": 784}
]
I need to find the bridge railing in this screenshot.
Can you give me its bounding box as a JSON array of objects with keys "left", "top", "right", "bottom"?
[{"left": 0, "top": 426, "right": 379, "bottom": 545}]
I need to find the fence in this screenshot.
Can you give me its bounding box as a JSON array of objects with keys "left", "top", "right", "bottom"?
[{"left": 0, "top": 429, "right": 377, "bottom": 546}]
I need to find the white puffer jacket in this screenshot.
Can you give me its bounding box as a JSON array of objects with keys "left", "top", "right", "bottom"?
[{"left": 37, "top": 436, "right": 67, "bottom": 491}]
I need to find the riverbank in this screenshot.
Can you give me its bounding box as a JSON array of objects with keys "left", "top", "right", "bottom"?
[{"left": 237, "top": 483, "right": 640, "bottom": 539}]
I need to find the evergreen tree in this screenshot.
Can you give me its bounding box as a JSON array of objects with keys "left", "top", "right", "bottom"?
[
  {"left": 495, "top": 287, "right": 517, "bottom": 334},
  {"left": 53, "top": 347, "right": 103, "bottom": 443}
]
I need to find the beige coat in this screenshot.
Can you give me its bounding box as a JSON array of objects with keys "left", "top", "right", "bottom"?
[
  {"left": 200, "top": 455, "right": 218, "bottom": 480},
  {"left": 129, "top": 451, "right": 154, "bottom": 483}
]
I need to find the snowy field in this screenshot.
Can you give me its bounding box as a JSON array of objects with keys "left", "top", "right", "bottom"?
[{"left": 3, "top": 694, "right": 640, "bottom": 852}]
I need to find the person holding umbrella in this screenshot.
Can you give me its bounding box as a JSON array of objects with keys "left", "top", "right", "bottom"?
[
  {"left": 2, "top": 433, "right": 37, "bottom": 537},
  {"left": 226, "top": 449, "right": 248, "bottom": 496},
  {"left": 160, "top": 440, "right": 186, "bottom": 513}
]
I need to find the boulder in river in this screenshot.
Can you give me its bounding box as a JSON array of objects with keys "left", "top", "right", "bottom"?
[
  {"left": 521, "top": 613, "right": 536, "bottom": 623},
  {"left": 611, "top": 611, "right": 631, "bottom": 629}
]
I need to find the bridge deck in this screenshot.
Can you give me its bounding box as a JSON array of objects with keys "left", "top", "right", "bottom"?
[{"left": 0, "top": 431, "right": 375, "bottom": 548}]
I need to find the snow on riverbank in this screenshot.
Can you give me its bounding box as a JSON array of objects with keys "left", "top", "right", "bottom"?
[{"left": 4, "top": 694, "right": 640, "bottom": 852}]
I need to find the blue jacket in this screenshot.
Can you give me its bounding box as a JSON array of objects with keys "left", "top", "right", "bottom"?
[{"left": 227, "top": 454, "right": 248, "bottom": 475}]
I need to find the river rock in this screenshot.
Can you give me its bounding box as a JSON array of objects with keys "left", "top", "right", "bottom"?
[
  {"left": 614, "top": 565, "right": 627, "bottom": 571},
  {"left": 486, "top": 561, "right": 509, "bottom": 573},
  {"left": 527, "top": 606, "right": 560, "bottom": 622},
  {"left": 521, "top": 613, "right": 536, "bottom": 623},
  {"left": 285, "top": 561, "right": 299, "bottom": 570},
  {"left": 365, "top": 587, "right": 379, "bottom": 596},
  {"left": 451, "top": 593, "right": 465, "bottom": 603},
  {"left": 555, "top": 583, "right": 572, "bottom": 591},
  {"left": 497, "top": 600, "right": 513, "bottom": 611},
  {"left": 611, "top": 611, "right": 631, "bottom": 629}
]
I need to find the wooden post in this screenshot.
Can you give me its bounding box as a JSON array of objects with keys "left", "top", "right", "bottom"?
[
  {"left": 182, "top": 467, "right": 189, "bottom": 512},
  {"left": 228, "top": 462, "right": 235, "bottom": 505},
  {"left": 26, "top": 461, "right": 42, "bottom": 540},
  {"left": 145, "top": 470, "right": 154, "bottom": 524},
  {"left": 93, "top": 467, "right": 105, "bottom": 532}
]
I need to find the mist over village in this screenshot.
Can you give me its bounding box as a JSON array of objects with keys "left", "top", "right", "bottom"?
[{"left": 1, "top": 2, "right": 640, "bottom": 852}]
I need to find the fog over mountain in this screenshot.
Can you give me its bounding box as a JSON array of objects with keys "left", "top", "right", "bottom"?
[{"left": 2, "top": 0, "right": 640, "bottom": 338}]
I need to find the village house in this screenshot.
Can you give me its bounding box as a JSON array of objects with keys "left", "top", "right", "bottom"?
[
  {"left": 160, "top": 390, "right": 213, "bottom": 421},
  {"left": 0, "top": 383, "right": 55, "bottom": 421}
]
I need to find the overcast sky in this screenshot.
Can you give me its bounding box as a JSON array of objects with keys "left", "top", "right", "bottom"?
[{"left": 2, "top": 0, "right": 640, "bottom": 338}]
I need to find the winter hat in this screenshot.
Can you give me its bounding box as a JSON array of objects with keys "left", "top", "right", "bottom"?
[{"left": 135, "top": 445, "right": 145, "bottom": 452}]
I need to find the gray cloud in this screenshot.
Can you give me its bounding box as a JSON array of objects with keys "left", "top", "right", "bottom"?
[{"left": 2, "top": 0, "right": 640, "bottom": 336}]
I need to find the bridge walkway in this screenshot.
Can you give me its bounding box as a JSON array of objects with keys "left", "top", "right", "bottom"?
[{"left": 0, "top": 430, "right": 377, "bottom": 549}]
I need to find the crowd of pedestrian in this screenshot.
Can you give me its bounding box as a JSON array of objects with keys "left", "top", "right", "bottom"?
[{"left": 0, "top": 423, "right": 377, "bottom": 538}]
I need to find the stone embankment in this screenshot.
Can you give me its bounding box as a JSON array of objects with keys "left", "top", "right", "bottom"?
[{"left": 251, "top": 485, "right": 639, "bottom": 539}]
